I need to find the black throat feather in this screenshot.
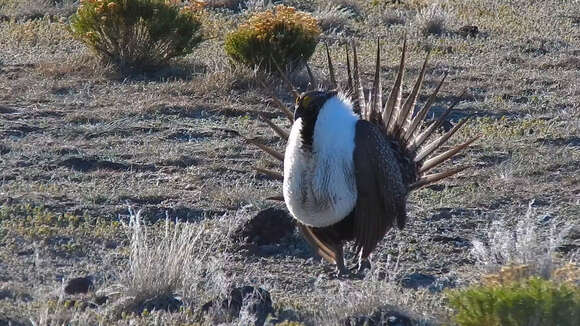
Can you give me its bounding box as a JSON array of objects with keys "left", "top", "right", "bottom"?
[{"left": 294, "top": 91, "right": 337, "bottom": 150}]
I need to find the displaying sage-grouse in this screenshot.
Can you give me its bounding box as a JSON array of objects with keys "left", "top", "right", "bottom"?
[{"left": 237, "top": 38, "right": 478, "bottom": 275}]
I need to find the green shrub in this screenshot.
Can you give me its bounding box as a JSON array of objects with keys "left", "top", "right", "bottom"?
[
  {"left": 224, "top": 4, "right": 321, "bottom": 73},
  {"left": 68, "top": 0, "right": 204, "bottom": 71},
  {"left": 448, "top": 268, "right": 580, "bottom": 326}
]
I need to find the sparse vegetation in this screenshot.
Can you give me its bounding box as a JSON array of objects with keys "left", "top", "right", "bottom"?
[
  {"left": 224, "top": 4, "right": 321, "bottom": 72},
  {"left": 0, "top": 0, "right": 578, "bottom": 324},
  {"left": 106, "top": 209, "right": 222, "bottom": 315},
  {"left": 314, "top": 3, "right": 354, "bottom": 34},
  {"left": 68, "top": 0, "right": 204, "bottom": 71},
  {"left": 414, "top": 2, "right": 452, "bottom": 36}
]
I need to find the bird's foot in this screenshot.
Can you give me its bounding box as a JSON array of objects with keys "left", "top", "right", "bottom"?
[
  {"left": 347, "top": 259, "right": 371, "bottom": 278},
  {"left": 335, "top": 264, "right": 351, "bottom": 278},
  {"left": 357, "top": 259, "right": 372, "bottom": 274}
]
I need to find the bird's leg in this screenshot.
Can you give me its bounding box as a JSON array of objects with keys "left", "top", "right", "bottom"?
[
  {"left": 356, "top": 251, "right": 372, "bottom": 275},
  {"left": 335, "top": 245, "right": 350, "bottom": 277}
]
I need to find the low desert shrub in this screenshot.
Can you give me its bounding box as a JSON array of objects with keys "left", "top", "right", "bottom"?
[
  {"left": 414, "top": 3, "right": 452, "bottom": 36},
  {"left": 448, "top": 267, "right": 580, "bottom": 326},
  {"left": 470, "top": 200, "right": 571, "bottom": 277},
  {"left": 68, "top": 0, "right": 204, "bottom": 71},
  {"left": 107, "top": 208, "right": 217, "bottom": 314},
  {"left": 224, "top": 4, "right": 321, "bottom": 73},
  {"left": 314, "top": 4, "right": 354, "bottom": 34}
]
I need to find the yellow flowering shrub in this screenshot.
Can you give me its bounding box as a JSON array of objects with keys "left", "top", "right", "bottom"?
[
  {"left": 69, "top": 0, "right": 205, "bottom": 71},
  {"left": 225, "top": 5, "right": 321, "bottom": 72}
]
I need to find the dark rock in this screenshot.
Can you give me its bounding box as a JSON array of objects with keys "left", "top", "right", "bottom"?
[
  {"left": 233, "top": 208, "right": 295, "bottom": 247},
  {"left": 458, "top": 25, "right": 479, "bottom": 37},
  {"left": 0, "top": 144, "right": 10, "bottom": 155},
  {"left": 342, "top": 306, "right": 414, "bottom": 326},
  {"left": 0, "top": 318, "right": 27, "bottom": 326},
  {"left": 94, "top": 295, "right": 109, "bottom": 306},
  {"left": 201, "top": 286, "right": 273, "bottom": 326},
  {"left": 428, "top": 275, "right": 457, "bottom": 293},
  {"left": 263, "top": 309, "right": 302, "bottom": 326},
  {"left": 64, "top": 276, "right": 94, "bottom": 295},
  {"left": 139, "top": 295, "right": 183, "bottom": 313},
  {"left": 400, "top": 273, "right": 436, "bottom": 289},
  {"left": 16, "top": 248, "right": 34, "bottom": 256},
  {"left": 430, "top": 235, "right": 471, "bottom": 248}
]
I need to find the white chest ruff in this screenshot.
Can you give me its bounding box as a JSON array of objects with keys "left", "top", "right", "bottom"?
[{"left": 283, "top": 96, "right": 359, "bottom": 227}]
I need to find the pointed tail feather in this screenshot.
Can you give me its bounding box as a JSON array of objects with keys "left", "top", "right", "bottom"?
[
  {"left": 419, "top": 136, "right": 480, "bottom": 173},
  {"left": 265, "top": 194, "right": 284, "bottom": 201},
  {"left": 326, "top": 43, "right": 338, "bottom": 89},
  {"left": 259, "top": 114, "right": 289, "bottom": 140},
  {"left": 402, "top": 73, "right": 447, "bottom": 144},
  {"left": 254, "top": 167, "right": 284, "bottom": 180},
  {"left": 271, "top": 55, "right": 300, "bottom": 98},
  {"left": 383, "top": 36, "right": 407, "bottom": 132},
  {"left": 345, "top": 43, "right": 354, "bottom": 95},
  {"left": 305, "top": 63, "right": 316, "bottom": 90},
  {"left": 410, "top": 165, "right": 470, "bottom": 190},
  {"left": 369, "top": 38, "right": 383, "bottom": 123},
  {"left": 298, "top": 224, "right": 342, "bottom": 267},
  {"left": 351, "top": 41, "right": 367, "bottom": 116},
  {"left": 259, "top": 79, "right": 294, "bottom": 122},
  {"left": 392, "top": 51, "right": 430, "bottom": 139},
  {"left": 414, "top": 117, "right": 469, "bottom": 163},
  {"left": 244, "top": 137, "right": 284, "bottom": 162},
  {"left": 406, "top": 90, "right": 465, "bottom": 153}
]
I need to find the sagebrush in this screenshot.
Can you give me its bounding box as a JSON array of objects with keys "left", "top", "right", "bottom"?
[
  {"left": 224, "top": 4, "right": 321, "bottom": 73},
  {"left": 448, "top": 269, "right": 580, "bottom": 326},
  {"left": 68, "top": 0, "right": 204, "bottom": 70}
]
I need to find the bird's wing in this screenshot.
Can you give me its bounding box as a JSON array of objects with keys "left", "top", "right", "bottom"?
[{"left": 353, "top": 120, "right": 408, "bottom": 259}]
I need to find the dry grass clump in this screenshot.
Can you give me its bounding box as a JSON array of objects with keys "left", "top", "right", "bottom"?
[
  {"left": 0, "top": 0, "right": 78, "bottom": 20},
  {"left": 381, "top": 8, "right": 407, "bottom": 26},
  {"left": 470, "top": 200, "right": 574, "bottom": 278},
  {"left": 319, "top": 0, "right": 363, "bottom": 18},
  {"left": 413, "top": 2, "right": 453, "bottom": 36},
  {"left": 314, "top": 3, "right": 354, "bottom": 34},
  {"left": 204, "top": 0, "right": 245, "bottom": 10},
  {"left": 106, "top": 208, "right": 222, "bottom": 315}
]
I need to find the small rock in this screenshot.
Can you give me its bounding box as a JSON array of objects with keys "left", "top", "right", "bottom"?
[
  {"left": 458, "top": 25, "right": 479, "bottom": 37},
  {"left": 263, "top": 309, "right": 301, "bottom": 326},
  {"left": 341, "top": 306, "right": 414, "bottom": 326},
  {"left": 400, "top": 273, "right": 436, "bottom": 289},
  {"left": 16, "top": 248, "right": 34, "bottom": 256},
  {"left": 139, "top": 295, "right": 183, "bottom": 313},
  {"left": 64, "top": 276, "right": 94, "bottom": 295},
  {"left": 201, "top": 286, "right": 273, "bottom": 326},
  {"left": 94, "top": 295, "right": 109, "bottom": 306},
  {"left": 233, "top": 208, "right": 295, "bottom": 247}
]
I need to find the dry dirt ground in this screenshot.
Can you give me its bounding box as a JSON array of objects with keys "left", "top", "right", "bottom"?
[{"left": 0, "top": 0, "right": 579, "bottom": 325}]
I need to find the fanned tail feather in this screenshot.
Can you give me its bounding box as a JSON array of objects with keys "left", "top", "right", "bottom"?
[
  {"left": 239, "top": 37, "right": 477, "bottom": 191},
  {"left": 351, "top": 41, "right": 366, "bottom": 115},
  {"left": 383, "top": 37, "right": 406, "bottom": 133},
  {"left": 325, "top": 43, "right": 338, "bottom": 89},
  {"left": 369, "top": 38, "right": 383, "bottom": 124},
  {"left": 305, "top": 63, "right": 316, "bottom": 90}
]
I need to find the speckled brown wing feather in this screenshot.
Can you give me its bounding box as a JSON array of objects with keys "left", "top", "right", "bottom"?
[{"left": 353, "top": 120, "right": 408, "bottom": 259}]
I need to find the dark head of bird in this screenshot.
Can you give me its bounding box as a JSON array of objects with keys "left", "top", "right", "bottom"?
[{"left": 294, "top": 90, "right": 337, "bottom": 149}]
